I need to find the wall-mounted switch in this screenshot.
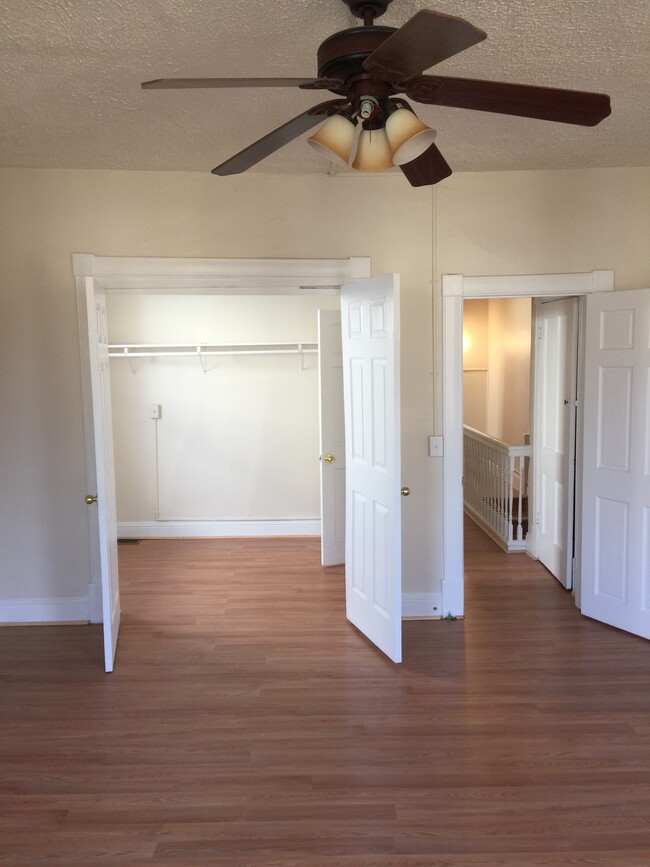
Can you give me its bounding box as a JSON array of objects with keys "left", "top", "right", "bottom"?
[
  {"left": 149, "top": 404, "right": 162, "bottom": 419},
  {"left": 428, "top": 435, "right": 443, "bottom": 457}
]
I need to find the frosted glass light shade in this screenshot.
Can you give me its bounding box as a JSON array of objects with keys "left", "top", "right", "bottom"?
[
  {"left": 385, "top": 108, "right": 437, "bottom": 166},
  {"left": 351, "top": 127, "right": 393, "bottom": 172},
  {"left": 307, "top": 114, "right": 357, "bottom": 167}
]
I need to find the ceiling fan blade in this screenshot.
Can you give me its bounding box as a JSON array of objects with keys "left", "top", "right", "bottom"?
[
  {"left": 399, "top": 141, "right": 452, "bottom": 187},
  {"left": 405, "top": 75, "right": 611, "bottom": 126},
  {"left": 363, "top": 10, "right": 486, "bottom": 82},
  {"left": 142, "top": 77, "right": 339, "bottom": 90},
  {"left": 212, "top": 99, "right": 348, "bottom": 175}
]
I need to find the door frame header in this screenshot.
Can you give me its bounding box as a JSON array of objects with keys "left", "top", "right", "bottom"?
[{"left": 72, "top": 254, "right": 372, "bottom": 294}]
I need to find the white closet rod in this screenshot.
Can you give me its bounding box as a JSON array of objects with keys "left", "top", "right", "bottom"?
[{"left": 108, "top": 342, "right": 318, "bottom": 358}]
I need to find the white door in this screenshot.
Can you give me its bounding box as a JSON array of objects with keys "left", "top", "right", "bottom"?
[
  {"left": 534, "top": 297, "right": 578, "bottom": 588},
  {"left": 85, "top": 279, "right": 121, "bottom": 671},
  {"left": 581, "top": 287, "right": 650, "bottom": 639},
  {"left": 340, "top": 274, "right": 402, "bottom": 663},
  {"left": 318, "top": 310, "right": 346, "bottom": 566}
]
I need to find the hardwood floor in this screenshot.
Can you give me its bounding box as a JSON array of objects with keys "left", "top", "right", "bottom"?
[{"left": 2, "top": 522, "right": 650, "bottom": 864}]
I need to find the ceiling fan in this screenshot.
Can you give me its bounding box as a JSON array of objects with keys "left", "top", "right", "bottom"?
[{"left": 142, "top": 0, "right": 611, "bottom": 187}]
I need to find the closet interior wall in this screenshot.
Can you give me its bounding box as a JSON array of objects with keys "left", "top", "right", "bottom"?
[{"left": 107, "top": 293, "right": 340, "bottom": 525}]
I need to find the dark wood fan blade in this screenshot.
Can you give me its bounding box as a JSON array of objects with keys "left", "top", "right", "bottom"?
[
  {"left": 363, "top": 10, "right": 486, "bottom": 81},
  {"left": 212, "top": 99, "right": 348, "bottom": 175},
  {"left": 399, "top": 141, "right": 452, "bottom": 187},
  {"left": 142, "top": 77, "right": 339, "bottom": 90},
  {"left": 405, "top": 75, "right": 611, "bottom": 126}
]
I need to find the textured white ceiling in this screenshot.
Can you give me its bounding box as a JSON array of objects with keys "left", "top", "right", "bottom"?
[{"left": 1, "top": 0, "right": 648, "bottom": 176}]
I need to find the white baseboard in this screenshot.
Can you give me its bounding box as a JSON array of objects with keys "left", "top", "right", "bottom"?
[
  {"left": 402, "top": 592, "right": 442, "bottom": 619},
  {"left": 0, "top": 595, "right": 89, "bottom": 624},
  {"left": 88, "top": 583, "right": 103, "bottom": 623},
  {"left": 117, "top": 519, "right": 321, "bottom": 538}
]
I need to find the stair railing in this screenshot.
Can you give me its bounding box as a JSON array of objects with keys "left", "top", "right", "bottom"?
[{"left": 463, "top": 425, "right": 531, "bottom": 552}]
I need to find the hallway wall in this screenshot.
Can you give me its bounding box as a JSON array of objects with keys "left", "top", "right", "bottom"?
[{"left": 463, "top": 297, "right": 532, "bottom": 445}]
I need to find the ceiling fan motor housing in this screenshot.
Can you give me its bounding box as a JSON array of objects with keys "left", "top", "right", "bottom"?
[
  {"left": 342, "top": 0, "right": 393, "bottom": 20},
  {"left": 317, "top": 26, "right": 397, "bottom": 83}
]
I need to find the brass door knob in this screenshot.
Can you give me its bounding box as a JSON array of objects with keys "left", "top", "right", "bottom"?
[
  {"left": 401, "top": 487, "right": 410, "bottom": 497},
  {"left": 323, "top": 454, "right": 335, "bottom": 464},
  {"left": 85, "top": 494, "right": 98, "bottom": 505}
]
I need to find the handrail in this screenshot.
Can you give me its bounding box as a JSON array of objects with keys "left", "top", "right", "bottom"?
[{"left": 463, "top": 425, "right": 530, "bottom": 456}]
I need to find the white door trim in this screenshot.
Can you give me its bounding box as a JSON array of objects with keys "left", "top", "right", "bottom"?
[
  {"left": 72, "top": 254, "right": 371, "bottom": 293},
  {"left": 74, "top": 254, "right": 371, "bottom": 645},
  {"left": 441, "top": 270, "right": 614, "bottom": 618}
]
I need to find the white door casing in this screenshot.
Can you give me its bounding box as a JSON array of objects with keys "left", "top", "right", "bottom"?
[
  {"left": 441, "top": 271, "right": 614, "bottom": 617},
  {"left": 74, "top": 254, "right": 372, "bottom": 669},
  {"left": 84, "top": 278, "right": 121, "bottom": 672},
  {"left": 318, "top": 310, "right": 346, "bottom": 566},
  {"left": 340, "top": 274, "right": 402, "bottom": 663},
  {"left": 581, "top": 286, "right": 650, "bottom": 640},
  {"left": 534, "top": 298, "right": 579, "bottom": 588}
]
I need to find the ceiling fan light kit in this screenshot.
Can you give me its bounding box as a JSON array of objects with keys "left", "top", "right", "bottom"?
[
  {"left": 385, "top": 104, "right": 437, "bottom": 166},
  {"left": 142, "top": 0, "right": 611, "bottom": 188},
  {"left": 352, "top": 121, "right": 395, "bottom": 172},
  {"left": 307, "top": 110, "right": 358, "bottom": 166}
]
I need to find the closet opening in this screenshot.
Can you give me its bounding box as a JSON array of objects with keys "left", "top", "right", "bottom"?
[
  {"left": 75, "top": 254, "right": 371, "bottom": 671},
  {"left": 107, "top": 294, "right": 340, "bottom": 544}
]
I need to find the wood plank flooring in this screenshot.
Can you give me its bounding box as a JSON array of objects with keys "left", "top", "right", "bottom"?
[{"left": 2, "top": 522, "right": 650, "bottom": 865}]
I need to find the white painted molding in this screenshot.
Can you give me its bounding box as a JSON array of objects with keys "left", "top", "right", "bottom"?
[
  {"left": 441, "top": 274, "right": 464, "bottom": 297},
  {"left": 592, "top": 269, "right": 615, "bottom": 292},
  {"left": 440, "top": 578, "right": 464, "bottom": 618},
  {"left": 441, "top": 269, "right": 615, "bottom": 620},
  {"left": 442, "top": 292, "right": 465, "bottom": 617},
  {"left": 117, "top": 520, "right": 321, "bottom": 538},
  {"left": 348, "top": 257, "right": 373, "bottom": 280},
  {"left": 443, "top": 270, "right": 615, "bottom": 299},
  {"left": 72, "top": 255, "right": 372, "bottom": 295},
  {"left": 402, "top": 592, "right": 442, "bottom": 618},
  {"left": 0, "top": 596, "right": 89, "bottom": 624}
]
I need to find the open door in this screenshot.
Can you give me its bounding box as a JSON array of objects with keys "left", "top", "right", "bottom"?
[
  {"left": 533, "top": 297, "right": 579, "bottom": 588},
  {"left": 581, "top": 286, "right": 650, "bottom": 639},
  {"left": 318, "top": 310, "right": 346, "bottom": 566},
  {"left": 83, "top": 278, "right": 121, "bottom": 671},
  {"left": 340, "top": 274, "right": 402, "bottom": 663}
]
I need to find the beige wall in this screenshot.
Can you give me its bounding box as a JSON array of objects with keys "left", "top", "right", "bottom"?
[
  {"left": 0, "top": 169, "right": 434, "bottom": 603},
  {"left": 0, "top": 165, "right": 648, "bottom": 610},
  {"left": 434, "top": 168, "right": 650, "bottom": 438}
]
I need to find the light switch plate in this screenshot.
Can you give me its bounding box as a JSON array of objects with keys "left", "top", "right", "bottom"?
[
  {"left": 149, "top": 404, "right": 162, "bottom": 419},
  {"left": 428, "top": 435, "right": 443, "bottom": 457}
]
